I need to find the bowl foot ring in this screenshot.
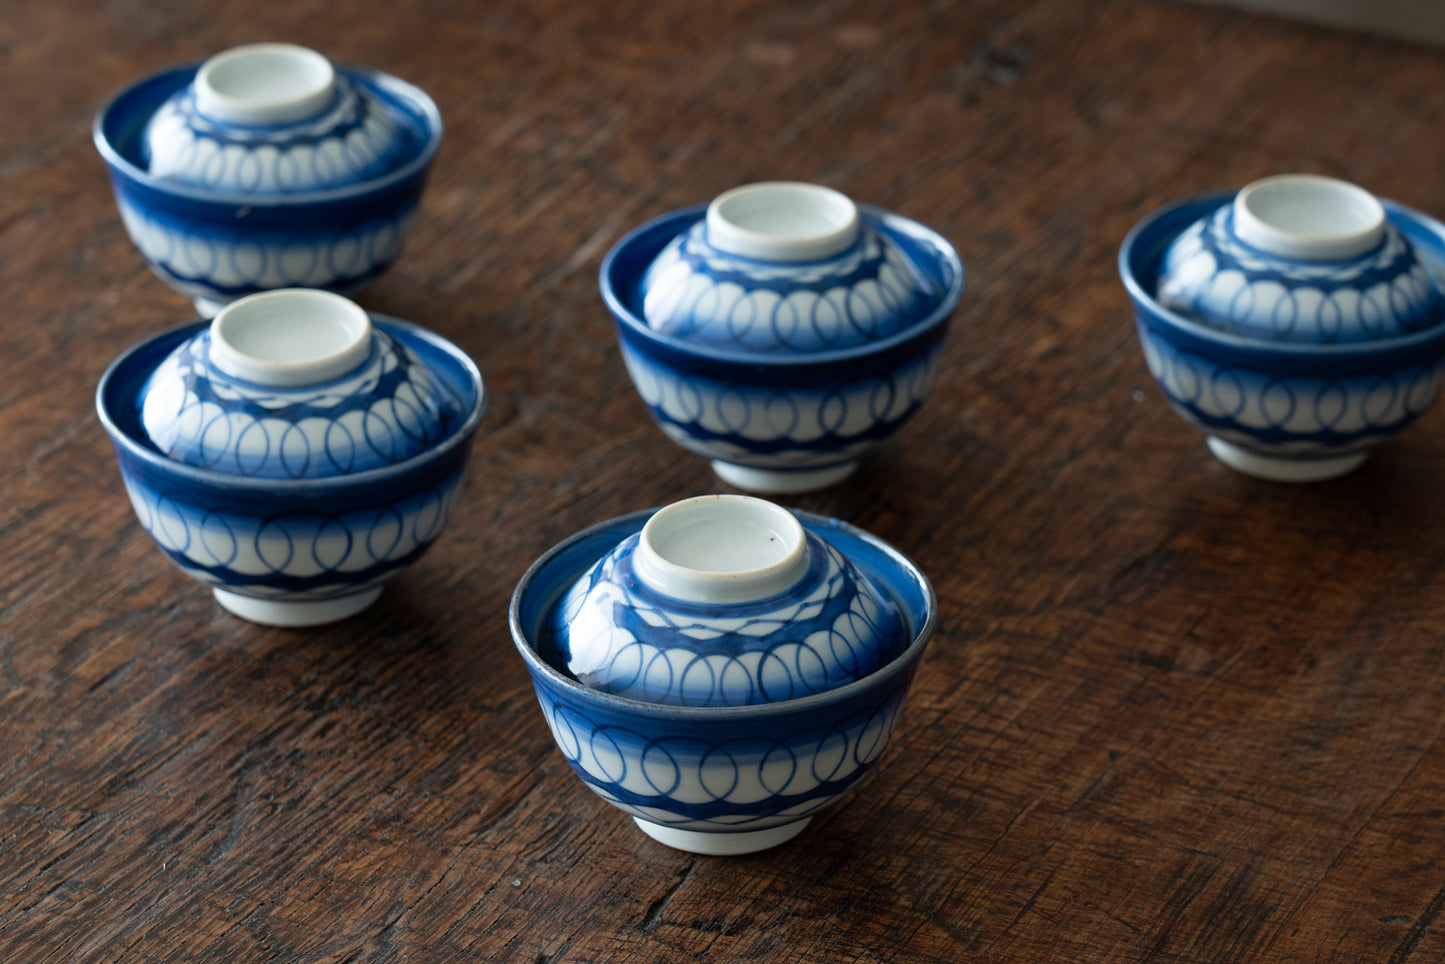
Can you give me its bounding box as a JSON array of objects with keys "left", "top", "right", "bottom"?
[
  {"left": 1206, "top": 437, "right": 1367, "bottom": 483},
  {"left": 711, "top": 460, "right": 856, "bottom": 494},
  {"left": 213, "top": 586, "right": 384, "bottom": 627},
  {"left": 633, "top": 816, "right": 812, "bottom": 855}
]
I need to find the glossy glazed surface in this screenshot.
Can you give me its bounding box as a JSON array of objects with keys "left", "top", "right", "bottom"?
[
  {"left": 142, "top": 48, "right": 413, "bottom": 194},
  {"left": 545, "top": 528, "right": 906, "bottom": 707},
  {"left": 140, "top": 327, "right": 450, "bottom": 479},
  {"left": 640, "top": 218, "right": 945, "bottom": 353},
  {"left": 1156, "top": 197, "right": 1445, "bottom": 343}
]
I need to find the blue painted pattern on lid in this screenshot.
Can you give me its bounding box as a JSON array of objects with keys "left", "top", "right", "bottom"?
[
  {"left": 640, "top": 219, "right": 945, "bottom": 353},
  {"left": 543, "top": 529, "right": 905, "bottom": 707},
  {"left": 139, "top": 327, "right": 452, "bottom": 479}
]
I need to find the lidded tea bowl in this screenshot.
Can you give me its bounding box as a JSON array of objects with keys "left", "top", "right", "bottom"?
[
  {"left": 1121, "top": 173, "right": 1445, "bottom": 481},
  {"left": 510, "top": 494, "right": 936, "bottom": 855},
  {"left": 602, "top": 181, "right": 964, "bottom": 494},
  {"left": 94, "top": 43, "right": 442, "bottom": 316},
  {"left": 98, "top": 288, "right": 486, "bottom": 627}
]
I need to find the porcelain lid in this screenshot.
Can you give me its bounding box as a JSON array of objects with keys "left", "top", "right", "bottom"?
[
  {"left": 1156, "top": 174, "right": 1445, "bottom": 343},
  {"left": 138, "top": 289, "right": 454, "bottom": 479},
  {"left": 543, "top": 495, "right": 909, "bottom": 707},
  {"left": 140, "top": 44, "right": 416, "bottom": 194},
  {"left": 637, "top": 182, "right": 950, "bottom": 354}
]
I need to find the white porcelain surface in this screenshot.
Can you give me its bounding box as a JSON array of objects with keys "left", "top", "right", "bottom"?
[
  {"left": 632, "top": 495, "right": 809, "bottom": 604},
  {"left": 605, "top": 188, "right": 961, "bottom": 494},
  {"left": 639, "top": 182, "right": 945, "bottom": 354},
  {"left": 1231, "top": 174, "right": 1385, "bottom": 261},
  {"left": 512, "top": 506, "right": 936, "bottom": 854},
  {"left": 705, "top": 181, "right": 861, "bottom": 261},
  {"left": 214, "top": 586, "right": 383, "bottom": 627},
  {"left": 193, "top": 44, "right": 336, "bottom": 126},
  {"left": 209, "top": 287, "right": 372, "bottom": 386},
  {"left": 101, "top": 311, "right": 485, "bottom": 628},
  {"left": 634, "top": 817, "right": 812, "bottom": 855},
  {"left": 1123, "top": 187, "right": 1445, "bottom": 484},
  {"left": 1205, "top": 437, "right": 1368, "bottom": 482}
]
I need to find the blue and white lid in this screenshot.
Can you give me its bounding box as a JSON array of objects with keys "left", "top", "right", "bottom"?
[
  {"left": 639, "top": 182, "right": 948, "bottom": 353},
  {"left": 1156, "top": 174, "right": 1445, "bottom": 343},
  {"left": 545, "top": 495, "right": 908, "bottom": 707},
  {"left": 138, "top": 288, "right": 452, "bottom": 479},
  {"left": 140, "top": 44, "right": 412, "bottom": 194}
]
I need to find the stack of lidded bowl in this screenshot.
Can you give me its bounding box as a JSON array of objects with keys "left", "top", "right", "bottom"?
[{"left": 95, "top": 46, "right": 482, "bottom": 626}]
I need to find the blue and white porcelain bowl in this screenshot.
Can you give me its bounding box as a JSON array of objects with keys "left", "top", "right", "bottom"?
[
  {"left": 1121, "top": 176, "right": 1445, "bottom": 482},
  {"left": 98, "top": 289, "right": 486, "bottom": 626},
  {"left": 602, "top": 182, "right": 964, "bottom": 494},
  {"left": 95, "top": 44, "right": 442, "bottom": 316},
  {"left": 510, "top": 495, "right": 936, "bottom": 855}
]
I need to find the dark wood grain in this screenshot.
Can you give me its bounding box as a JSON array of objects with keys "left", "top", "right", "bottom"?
[{"left": 4, "top": 0, "right": 1445, "bottom": 960}]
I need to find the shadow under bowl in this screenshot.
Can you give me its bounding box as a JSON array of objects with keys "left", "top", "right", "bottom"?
[
  {"left": 601, "top": 205, "right": 964, "bottom": 494},
  {"left": 94, "top": 62, "right": 442, "bottom": 317},
  {"left": 97, "top": 316, "right": 485, "bottom": 626},
  {"left": 509, "top": 507, "right": 937, "bottom": 855},
  {"left": 1120, "top": 192, "right": 1445, "bottom": 482}
]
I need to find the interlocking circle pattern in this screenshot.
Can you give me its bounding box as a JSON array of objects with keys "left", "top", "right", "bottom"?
[
  {"left": 546, "top": 532, "right": 905, "bottom": 707},
  {"left": 143, "top": 76, "right": 410, "bottom": 194},
  {"left": 117, "top": 199, "right": 413, "bottom": 304},
  {"left": 640, "top": 222, "right": 945, "bottom": 353},
  {"left": 123, "top": 476, "right": 460, "bottom": 601},
  {"left": 620, "top": 347, "right": 940, "bottom": 471},
  {"left": 1157, "top": 206, "right": 1445, "bottom": 343},
  {"left": 1137, "top": 321, "right": 1445, "bottom": 455},
  {"left": 536, "top": 691, "right": 906, "bottom": 832},
  {"left": 141, "top": 328, "right": 451, "bottom": 479}
]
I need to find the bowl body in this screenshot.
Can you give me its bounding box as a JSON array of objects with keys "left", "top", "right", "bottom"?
[
  {"left": 602, "top": 205, "right": 963, "bottom": 494},
  {"left": 1121, "top": 192, "right": 1445, "bottom": 481},
  {"left": 94, "top": 62, "right": 442, "bottom": 316},
  {"left": 510, "top": 508, "right": 936, "bottom": 855},
  {"left": 98, "top": 316, "right": 485, "bottom": 626}
]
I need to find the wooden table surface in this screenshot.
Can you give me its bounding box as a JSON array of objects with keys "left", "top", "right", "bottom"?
[{"left": 6, "top": 1, "right": 1445, "bottom": 960}]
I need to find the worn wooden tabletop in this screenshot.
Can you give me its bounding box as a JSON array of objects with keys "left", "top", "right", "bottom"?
[{"left": 5, "top": 0, "right": 1445, "bottom": 960}]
